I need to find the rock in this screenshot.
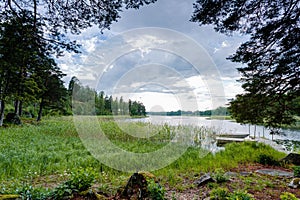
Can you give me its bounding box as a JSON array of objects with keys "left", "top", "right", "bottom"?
[
  {"left": 255, "top": 169, "right": 293, "bottom": 177},
  {"left": 288, "top": 178, "right": 300, "bottom": 189},
  {"left": 281, "top": 153, "right": 300, "bottom": 165},
  {"left": 239, "top": 171, "right": 252, "bottom": 176},
  {"left": 224, "top": 171, "right": 251, "bottom": 177},
  {"left": 194, "top": 173, "right": 215, "bottom": 186},
  {"left": 5, "top": 113, "right": 21, "bottom": 125},
  {"left": 224, "top": 172, "right": 238, "bottom": 177}
]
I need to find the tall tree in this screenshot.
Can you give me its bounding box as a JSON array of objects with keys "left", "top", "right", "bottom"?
[
  {"left": 34, "top": 57, "right": 67, "bottom": 121},
  {"left": 191, "top": 0, "right": 300, "bottom": 126},
  {"left": 0, "top": 11, "right": 42, "bottom": 125},
  {"left": 0, "top": 11, "right": 71, "bottom": 124}
]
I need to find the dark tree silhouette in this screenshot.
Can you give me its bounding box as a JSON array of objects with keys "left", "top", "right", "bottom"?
[{"left": 192, "top": 0, "right": 300, "bottom": 127}]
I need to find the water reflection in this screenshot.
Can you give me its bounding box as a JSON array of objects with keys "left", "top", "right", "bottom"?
[{"left": 127, "top": 115, "right": 300, "bottom": 152}]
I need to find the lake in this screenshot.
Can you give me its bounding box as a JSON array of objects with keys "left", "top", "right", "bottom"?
[{"left": 128, "top": 115, "right": 300, "bottom": 151}]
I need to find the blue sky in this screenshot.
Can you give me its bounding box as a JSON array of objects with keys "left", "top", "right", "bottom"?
[{"left": 58, "top": 0, "right": 247, "bottom": 112}]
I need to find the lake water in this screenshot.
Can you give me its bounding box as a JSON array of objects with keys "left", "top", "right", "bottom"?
[{"left": 129, "top": 115, "right": 300, "bottom": 142}]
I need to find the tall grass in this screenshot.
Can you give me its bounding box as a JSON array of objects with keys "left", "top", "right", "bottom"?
[
  {"left": 0, "top": 116, "right": 286, "bottom": 194},
  {"left": 0, "top": 117, "right": 101, "bottom": 180}
]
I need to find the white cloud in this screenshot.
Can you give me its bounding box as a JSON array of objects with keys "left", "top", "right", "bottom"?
[
  {"left": 221, "top": 40, "right": 230, "bottom": 48},
  {"left": 56, "top": 0, "right": 248, "bottom": 111}
]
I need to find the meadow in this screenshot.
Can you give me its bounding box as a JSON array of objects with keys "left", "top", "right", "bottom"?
[{"left": 0, "top": 116, "right": 290, "bottom": 199}]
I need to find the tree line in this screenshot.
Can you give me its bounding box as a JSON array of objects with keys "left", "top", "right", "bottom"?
[
  {"left": 148, "top": 106, "right": 229, "bottom": 116},
  {"left": 71, "top": 77, "right": 146, "bottom": 116}
]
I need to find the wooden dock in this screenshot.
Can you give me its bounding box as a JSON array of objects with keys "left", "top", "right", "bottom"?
[
  {"left": 217, "top": 133, "right": 249, "bottom": 139},
  {"left": 216, "top": 137, "right": 246, "bottom": 146}
]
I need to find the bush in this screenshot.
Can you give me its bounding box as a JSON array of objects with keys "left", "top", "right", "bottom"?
[
  {"left": 210, "top": 187, "right": 229, "bottom": 200},
  {"left": 212, "top": 168, "right": 229, "bottom": 183},
  {"left": 280, "top": 192, "right": 298, "bottom": 200},
  {"left": 17, "top": 185, "right": 50, "bottom": 200},
  {"left": 50, "top": 167, "right": 96, "bottom": 199},
  {"left": 68, "top": 167, "right": 96, "bottom": 191},
  {"left": 293, "top": 166, "right": 300, "bottom": 177},
  {"left": 257, "top": 154, "right": 279, "bottom": 166},
  {"left": 147, "top": 179, "right": 166, "bottom": 200},
  {"left": 228, "top": 191, "right": 254, "bottom": 200}
]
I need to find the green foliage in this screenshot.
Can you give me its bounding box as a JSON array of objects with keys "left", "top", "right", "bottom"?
[
  {"left": 147, "top": 179, "right": 166, "bottom": 200},
  {"left": 72, "top": 83, "right": 146, "bottom": 116},
  {"left": 50, "top": 167, "right": 96, "bottom": 199},
  {"left": 280, "top": 192, "right": 298, "bottom": 200},
  {"left": 228, "top": 191, "right": 254, "bottom": 200},
  {"left": 129, "top": 100, "right": 146, "bottom": 116},
  {"left": 210, "top": 188, "right": 254, "bottom": 200},
  {"left": 192, "top": 0, "right": 300, "bottom": 128},
  {"left": 0, "top": 12, "right": 70, "bottom": 124},
  {"left": 67, "top": 167, "right": 96, "bottom": 191},
  {"left": 210, "top": 187, "right": 229, "bottom": 200},
  {"left": 212, "top": 169, "right": 229, "bottom": 183},
  {"left": 1, "top": 0, "right": 157, "bottom": 37},
  {"left": 257, "top": 154, "right": 280, "bottom": 166},
  {"left": 17, "top": 185, "right": 50, "bottom": 200},
  {"left": 0, "top": 117, "right": 289, "bottom": 197},
  {"left": 293, "top": 166, "right": 300, "bottom": 177}
]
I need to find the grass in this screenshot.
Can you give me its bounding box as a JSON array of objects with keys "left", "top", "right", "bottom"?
[{"left": 0, "top": 116, "right": 288, "bottom": 198}]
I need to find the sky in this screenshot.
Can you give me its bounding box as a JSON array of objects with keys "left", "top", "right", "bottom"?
[{"left": 58, "top": 0, "right": 247, "bottom": 112}]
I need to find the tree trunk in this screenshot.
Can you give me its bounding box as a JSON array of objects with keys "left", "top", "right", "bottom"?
[
  {"left": 37, "top": 99, "right": 44, "bottom": 122},
  {"left": 254, "top": 125, "right": 256, "bottom": 139},
  {"left": 14, "top": 100, "right": 20, "bottom": 115},
  {"left": 18, "top": 101, "right": 23, "bottom": 116},
  {"left": 0, "top": 100, "right": 5, "bottom": 126}
]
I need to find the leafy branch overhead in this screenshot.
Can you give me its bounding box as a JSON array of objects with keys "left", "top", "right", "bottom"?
[
  {"left": 1, "top": 0, "right": 157, "bottom": 55},
  {"left": 191, "top": 0, "right": 300, "bottom": 127}
]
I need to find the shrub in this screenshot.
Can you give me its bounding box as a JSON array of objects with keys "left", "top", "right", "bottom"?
[
  {"left": 257, "top": 154, "right": 279, "bottom": 166},
  {"left": 147, "top": 179, "right": 166, "bottom": 200},
  {"left": 293, "top": 166, "right": 300, "bottom": 177},
  {"left": 210, "top": 187, "right": 229, "bottom": 200},
  {"left": 212, "top": 168, "right": 229, "bottom": 183},
  {"left": 50, "top": 167, "right": 96, "bottom": 199},
  {"left": 17, "top": 185, "right": 50, "bottom": 200},
  {"left": 280, "top": 192, "right": 298, "bottom": 200},
  {"left": 228, "top": 190, "right": 254, "bottom": 200},
  {"left": 67, "top": 167, "right": 96, "bottom": 191}
]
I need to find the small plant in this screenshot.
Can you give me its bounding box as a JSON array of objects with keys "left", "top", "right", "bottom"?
[
  {"left": 257, "top": 154, "right": 279, "bottom": 166},
  {"left": 228, "top": 190, "right": 254, "bottom": 200},
  {"left": 293, "top": 166, "right": 300, "bottom": 177},
  {"left": 68, "top": 167, "right": 96, "bottom": 191},
  {"left": 212, "top": 168, "right": 229, "bottom": 183},
  {"left": 207, "top": 182, "right": 219, "bottom": 189},
  {"left": 17, "top": 185, "right": 50, "bottom": 200},
  {"left": 50, "top": 167, "right": 96, "bottom": 199},
  {"left": 147, "top": 179, "right": 166, "bottom": 200},
  {"left": 280, "top": 192, "right": 298, "bottom": 200},
  {"left": 171, "top": 192, "right": 177, "bottom": 200},
  {"left": 210, "top": 187, "right": 229, "bottom": 200}
]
